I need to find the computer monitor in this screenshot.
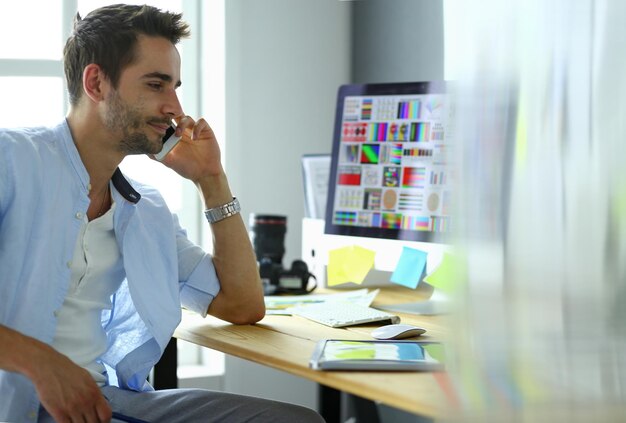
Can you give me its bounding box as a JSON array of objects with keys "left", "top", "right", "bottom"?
[{"left": 323, "top": 81, "right": 452, "bottom": 314}]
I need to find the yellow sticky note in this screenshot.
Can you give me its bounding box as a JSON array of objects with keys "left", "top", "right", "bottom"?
[
  {"left": 327, "top": 245, "right": 375, "bottom": 286},
  {"left": 423, "top": 252, "right": 464, "bottom": 293}
]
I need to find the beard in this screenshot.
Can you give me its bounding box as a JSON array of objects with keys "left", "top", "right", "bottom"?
[{"left": 103, "top": 90, "right": 165, "bottom": 155}]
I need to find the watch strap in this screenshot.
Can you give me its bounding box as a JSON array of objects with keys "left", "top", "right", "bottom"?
[{"left": 204, "top": 197, "right": 241, "bottom": 224}]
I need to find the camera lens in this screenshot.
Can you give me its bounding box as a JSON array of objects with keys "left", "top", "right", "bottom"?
[{"left": 249, "top": 214, "right": 287, "bottom": 265}]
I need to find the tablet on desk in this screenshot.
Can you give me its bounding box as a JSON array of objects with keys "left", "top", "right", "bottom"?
[{"left": 309, "top": 339, "right": 445, "bottom": 371}]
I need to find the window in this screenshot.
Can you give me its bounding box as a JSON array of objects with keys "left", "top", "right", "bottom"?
[
  {"left": 0, "top": 2, "right": 63, "bottom": 60},
  {"left": 0, "top": 77, "right": 65, "bottom": 128},
  {"left": 0, "top": 3, "right": 65, "bottom": 127}
]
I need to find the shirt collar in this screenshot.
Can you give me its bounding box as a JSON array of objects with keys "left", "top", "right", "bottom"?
[
  {"left": 112, "top": 168, "right": 141, "bottom": 204},
  {"left": 59, "top": 119, "right": 141, "bottom": 205}
]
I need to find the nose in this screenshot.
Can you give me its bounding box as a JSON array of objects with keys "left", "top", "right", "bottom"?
[{"left": 162, "top": 89, "right": 183, "bottom": 119}]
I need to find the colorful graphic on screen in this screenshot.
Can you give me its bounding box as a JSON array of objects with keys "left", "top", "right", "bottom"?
[
  {"left": 381, "top": 213, "right": 403, "bottom": 229},
  {"left": 402, "top": 167, "right": 426, "bottom": 188},
  {"left": 362, "top": 167, "right": 381, "bottom": 186},
  {"left": 381, "top": 144, "right": 402, "bottom": 165},
  {"left": 338, "top": 166, "right": 361, "bottom": 186},
  {"left": 410, "top": 122, "right": 430, "bottom": 141},
  {"left": 334, "top": 211, "right": 358, "bottom": 225},
  {"left": 368, "top": 123, "right": 389, "bottom": 141},
  {"left": 431, "top": 122, "right": 445, "bottom": 141},
  {"left": 382, "top": 189, "right": 398, "bottom": 210},
  {"left": 360, "top": 144, "right": 380, "bottom": 164},
  {"left": 340, "top": 144, "right": 360, "bottom": 163},
  {"left": 361, "top": 99, "right": 373, "bottom": 120},
  {"left": 342, "top": 122, "right": 368, "bottom": 142},
  {"left": 331, "top": 91, "right": 451, "bottom": 234},
  {"left": 398, "top": 192, "right": 423, "bottom": 211},
  {"left": 423, "top": 97, "right": 444, "bottom": 120},
  {"left": 402, "top": 216, "right": 431, "bottom": 231},
  {"left": 397, "top": 100, "right": 420, "bottom": 119},
  {"left": 363, "top": 189, "right": 382, "bottom": 210},
  {"left": 383, "top": 167, "right": 401, "bottom": 187},
  {"left": 357, "top": 212, "right": 381, "bottom": 227},
  {"left": 387, "top": 122, "right": 410, "bottom": 141}
]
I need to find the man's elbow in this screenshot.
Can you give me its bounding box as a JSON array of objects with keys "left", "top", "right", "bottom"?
[
  {"left": 230, "top": 303, "right": 266, "bottom": 325},
  {"left": 208, "top": 291, "right": 266, "bottom": 324}
]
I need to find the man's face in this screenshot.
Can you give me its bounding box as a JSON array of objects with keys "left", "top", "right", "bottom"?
[{"left": 102, "top": 35, "right": 183, "bottom": 155}]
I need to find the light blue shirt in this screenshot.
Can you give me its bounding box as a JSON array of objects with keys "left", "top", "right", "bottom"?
[{"left": 0, "top": 121, "right": 221, "bottom": 422}]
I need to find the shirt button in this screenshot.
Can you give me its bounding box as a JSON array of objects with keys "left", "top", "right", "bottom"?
[
  {"left": 28, "top": 410, "right": 36, "bottom": 419},
  {"left": 75, "top": 212, "right": 83, "bottom": 219},
  {"left": 67, "top": 261, "right": 72, "bottom": 268}
]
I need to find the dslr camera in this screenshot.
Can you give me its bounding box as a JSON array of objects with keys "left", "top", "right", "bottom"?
[
  {"left": 258, "top": 257, "right": 315, "bottom": 295},
  {"left": 250, "top": 214, "right": 316, "bottom": 295}
]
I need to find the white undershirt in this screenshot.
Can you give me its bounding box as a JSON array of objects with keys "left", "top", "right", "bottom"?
[{"left": 52, "top": 200, "right": 124, "bottom": 386}]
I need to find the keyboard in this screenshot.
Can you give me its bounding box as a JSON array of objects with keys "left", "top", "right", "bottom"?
[{"left": 293, "top": 301, "right": 401, "bottom": 328}]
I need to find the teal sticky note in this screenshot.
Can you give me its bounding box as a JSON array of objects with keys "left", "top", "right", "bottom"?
[{"left": 390, "top": 247, "right": 427, "bottom": 289}]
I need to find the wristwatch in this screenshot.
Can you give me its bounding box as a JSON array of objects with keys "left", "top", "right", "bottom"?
[{"left": 204, "top": 197, "right": 241, "bottom": 224}]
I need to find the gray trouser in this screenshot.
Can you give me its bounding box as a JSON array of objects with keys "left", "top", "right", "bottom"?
[{"left": 38, "top": 386, "right": 325, "bottom": 423}]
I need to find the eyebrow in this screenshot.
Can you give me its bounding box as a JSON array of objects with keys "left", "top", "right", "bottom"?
[{"left": 142, "top": 72, "right": 182, "bottom": 88}]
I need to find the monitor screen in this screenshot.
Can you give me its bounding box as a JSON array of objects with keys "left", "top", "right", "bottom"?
[{"left": 324, "top": 81, "right": 452, "bottom": 243}]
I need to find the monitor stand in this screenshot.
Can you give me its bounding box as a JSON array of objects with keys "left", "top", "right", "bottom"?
[{"left": 377, "top": 289, "right": 451, "bottom": 316}]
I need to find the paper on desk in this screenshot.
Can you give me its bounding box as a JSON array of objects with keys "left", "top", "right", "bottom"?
[
  {"left": 264, "top": 288, "right": 379, "bottom": 315},
  {"left": 327, "top": 245, "right": 376, "bottom": 286},
  {"left": 390, "top": 246, "right": 427, "bottom": 289}
]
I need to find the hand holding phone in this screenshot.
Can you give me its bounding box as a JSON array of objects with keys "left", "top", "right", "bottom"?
[{"left": 154, "top": 122, "right": 182, "bottom": 161}]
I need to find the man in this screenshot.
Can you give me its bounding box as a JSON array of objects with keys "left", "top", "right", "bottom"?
[{"left": 0, "top": 4, "right": 323, "bottom": 423}]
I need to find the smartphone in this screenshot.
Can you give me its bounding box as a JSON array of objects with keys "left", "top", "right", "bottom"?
[
  {"left": 154, "top": 122, "right": 182, "bottom": 161},
  {"left": 309, "top": 339, "right": 445, "bottom": 371}
]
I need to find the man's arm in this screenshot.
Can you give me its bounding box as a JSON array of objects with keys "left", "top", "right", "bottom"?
[
  {"left": 196, "top": 173, "right": 265, "bottom": 324},
  {"left": 0, "top": 324, "right": 112, "bottom": 422},
  {"left": 158, "top": 116, "right": 265, "bottom": 324}
]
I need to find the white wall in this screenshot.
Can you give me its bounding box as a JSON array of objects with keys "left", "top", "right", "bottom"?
[{"left": 224, "top": 0, "right": 351, "bottom": 266}]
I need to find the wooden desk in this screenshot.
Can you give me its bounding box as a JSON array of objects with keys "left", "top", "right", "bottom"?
[{"left": 173, "top": 286, "right": 453, "bottom": 419}]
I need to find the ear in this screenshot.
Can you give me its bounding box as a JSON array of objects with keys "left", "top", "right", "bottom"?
[{"left": 82, "top": 64, "right": 110, "bottom": 103}]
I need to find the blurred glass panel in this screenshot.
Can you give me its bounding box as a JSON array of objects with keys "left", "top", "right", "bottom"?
[
  {"left": 0, "top": 2, "right": 62, "bottom": 60},
  {"left": 444, "top": 0, "right": 626, "bottom": 421},
  {"left": 0, "top": 77, "right": 64, "bottom": 127}
]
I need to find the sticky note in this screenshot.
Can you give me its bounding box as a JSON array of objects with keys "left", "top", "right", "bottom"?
[
  {"left": 327, "top": 245, "right": 375, "bottom": 286},
  {"left": 390, "top": 247, "right": 427, "bottom": 289},
  {"left": 423, "top": 252, "right": 463, "bottom": 293}
]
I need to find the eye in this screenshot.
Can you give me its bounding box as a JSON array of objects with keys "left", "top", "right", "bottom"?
[{"left": 147, "top": 82, "right": 163, "bottom": 91}]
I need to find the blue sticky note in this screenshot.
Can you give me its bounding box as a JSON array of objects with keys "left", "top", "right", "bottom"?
[{"left": 390, "top": 247, "right": 427, "bottom": 289}]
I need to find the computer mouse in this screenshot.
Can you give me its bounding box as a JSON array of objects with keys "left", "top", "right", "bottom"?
[{"left": 371, "top": 324, "right": 426, "bottom": 340}]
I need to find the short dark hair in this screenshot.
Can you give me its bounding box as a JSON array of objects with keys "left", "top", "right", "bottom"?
[{"left": 63, "top": 4, "right": 190, "bottom": 105}]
